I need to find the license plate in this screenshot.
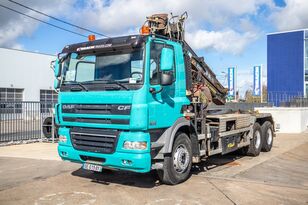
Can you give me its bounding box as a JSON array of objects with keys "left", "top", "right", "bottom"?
[{"left": 82, "top": 163, "right": 103, "bottom": 172}]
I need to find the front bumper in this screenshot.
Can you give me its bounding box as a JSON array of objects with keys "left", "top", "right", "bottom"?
[
  {"left": 57, "top": 127, "right": 151, "bottom": 173},
  {"left": 58, "top": 145, "right": 151, "bottom": 173}
]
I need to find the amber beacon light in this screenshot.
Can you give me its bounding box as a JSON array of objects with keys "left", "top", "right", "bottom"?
[
  {"left": 140, "top": 25, "right": 150, "bottom": 35},
  {"left": 88, "top": 34, "right": 96, "bottom": 41}
]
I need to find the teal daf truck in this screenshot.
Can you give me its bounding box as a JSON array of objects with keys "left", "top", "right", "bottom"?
[{"left": 53, "top": 13, "right": 274, "bottom": 185}]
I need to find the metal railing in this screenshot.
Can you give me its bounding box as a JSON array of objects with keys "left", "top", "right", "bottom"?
[
  {"left": 279, "top": 97, "right": 308, "bottom": 107},
  {"left": 267, "top": 92, "right": 308, "bottom": 107},
  {"left": 208, "top": 102, "right": 272, "bottom": 112},
  {"left": 0, "top": 101, "right": 55, "bottom": 143}
]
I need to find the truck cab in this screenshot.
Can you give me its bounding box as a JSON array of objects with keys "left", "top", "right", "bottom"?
[{"left": 55, "top": 35, "right": 191, "bottom": 175}]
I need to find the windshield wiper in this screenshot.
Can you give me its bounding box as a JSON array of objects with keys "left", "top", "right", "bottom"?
[
  {"left": 87, "top": 80, "right": 130, "bottom": 90},
  {"left": 111, "top": 80, "right": 130, "bottom": 91},
  {"left": 64, "top": 81, "right": 89, "bottom": 91}
]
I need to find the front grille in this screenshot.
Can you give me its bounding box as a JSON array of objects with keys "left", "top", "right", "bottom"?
[
  {"left": 62, "top": 104, "right": 131, "bottom": 115},
  {"left": 70, "top": 127, "right": 118, "bottom": 154},
  {"left": 63, "top": 117, "right": 129, "bottom": 125},
  {"left": 61, "top": 104, "right": 131, "bottom": 126}
]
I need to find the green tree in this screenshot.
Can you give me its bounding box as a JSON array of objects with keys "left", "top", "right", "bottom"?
[
  {"left": 262, "top": 84, "right": 267, "bottom": 102},
  {"left": 245, "top": 89, "right": 254, "bottom": 103}
]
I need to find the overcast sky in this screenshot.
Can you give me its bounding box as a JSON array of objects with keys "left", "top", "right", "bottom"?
[{"left": 1, "top": 0, "right": 308, "bottom": 95}]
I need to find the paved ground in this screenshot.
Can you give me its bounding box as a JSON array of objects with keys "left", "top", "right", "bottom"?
[
  {"left": 0, "top": 142, "right": 59, "bottom": 161},
  {"left": 0, "top": 133, "right": 307, "bottom": 205}
]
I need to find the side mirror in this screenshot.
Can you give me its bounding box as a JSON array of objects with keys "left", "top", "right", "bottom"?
[
  {"left": 160, "top": 48, "right": 174, "bottom": 71},
  {"left": 54, "top": 78, "right": 61, "bottom": 90},
  {"left": 54, "top": 59, "right": 61, "bottom": 77},
  {"left": 160, "top": 72, "right": 173, "bottom": 86}
]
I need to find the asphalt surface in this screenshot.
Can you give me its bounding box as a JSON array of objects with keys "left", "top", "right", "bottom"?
[{"left": 0, "top": 133, "right": 307, "bottom": 205}]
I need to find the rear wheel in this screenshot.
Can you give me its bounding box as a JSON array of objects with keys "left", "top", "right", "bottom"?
[
  {"left": 241, "top": 123, "right": 262, "bottom": 156},
  {"left": 157, "top": 132, "right": 192, "bottom": 185},
  {"left": 42, "top": 117, "right": 52, "bottom": 138},
  {"left": 42, "top": 117, "right": 58, "bottom": 139},
  {"left": 261, "top": 121, "right": 274, "bottom": 152}
]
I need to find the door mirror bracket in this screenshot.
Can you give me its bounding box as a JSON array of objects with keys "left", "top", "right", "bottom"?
[{"left": 149, "top": 87, "right": 163, "bottom": 94}]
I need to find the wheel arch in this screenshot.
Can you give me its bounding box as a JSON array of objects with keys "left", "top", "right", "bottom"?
[
  {"left": 160, "top": 117, "right": 198, "bottom": 154},
  {"left": 256, "top": 116, "right": 274, "bottom": 127}
]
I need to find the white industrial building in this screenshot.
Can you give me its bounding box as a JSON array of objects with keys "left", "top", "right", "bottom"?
[{"left": 0, "top": 47, "right": 57, "bottom": 103}]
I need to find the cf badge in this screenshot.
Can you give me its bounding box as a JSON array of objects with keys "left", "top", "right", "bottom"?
[{"left": 117, "top": 105, "right": 131, "bottom": 110}]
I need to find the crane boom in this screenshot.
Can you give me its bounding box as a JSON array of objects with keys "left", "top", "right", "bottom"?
[{"left": 143, "top": 13, "right": 228, "bottom": 105}]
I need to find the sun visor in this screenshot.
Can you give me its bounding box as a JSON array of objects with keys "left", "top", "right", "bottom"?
[{"left": 61, "top": 35, "right": 145, "bottom": 55}]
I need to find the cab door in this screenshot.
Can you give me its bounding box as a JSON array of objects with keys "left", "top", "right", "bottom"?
[{"left": 147, "top": 40, "right": 185, "bottom": 129}]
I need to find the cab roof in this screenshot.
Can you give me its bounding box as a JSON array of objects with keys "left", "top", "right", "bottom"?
[{"left": 61, "top": 35, "right": 146, "bottom": 54}]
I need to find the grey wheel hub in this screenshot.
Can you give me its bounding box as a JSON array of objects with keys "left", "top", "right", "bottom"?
[
  {"left": 267, "top": 129, "right": 273, "bottom": 145},
  {"left": 255, "top": 130, "right": 261, "bottom": 149},
  {"left": 173, "top": 144, "right": 190, "bottom": 173}
]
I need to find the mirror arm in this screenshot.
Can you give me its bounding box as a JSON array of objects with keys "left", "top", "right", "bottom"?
[
  {"left": 50, "top": 60, "right": 55, "bottom": 71},
  {"left": 149, "top": 87, "right": 163, "bottom": 94}
]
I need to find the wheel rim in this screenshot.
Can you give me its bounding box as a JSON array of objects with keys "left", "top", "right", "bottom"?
[
  {"left": 255, "top": 130, "right": 261, "bottom": 149},
  {"left": 267, "top": 129, "right": 273, "bottom": 145},
  {"left": 173, "top": 144, "right": 190, "bottom": 173}
]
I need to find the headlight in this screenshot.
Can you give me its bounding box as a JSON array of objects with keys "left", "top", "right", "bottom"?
[
  {"left": 59, "top": 135, "right": 67, "bottom": 143},
  {"left": 123, "top": 141, "right": 147, "bottom": 150}
]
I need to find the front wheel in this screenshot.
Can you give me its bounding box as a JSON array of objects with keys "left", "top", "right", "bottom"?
[{"left": 157, "top": 132, "right": 192, "bottom": 185}]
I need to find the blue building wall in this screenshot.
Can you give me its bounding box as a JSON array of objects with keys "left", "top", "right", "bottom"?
[{"left": 267, "top": 31, "right": 304, "bottom": 106}]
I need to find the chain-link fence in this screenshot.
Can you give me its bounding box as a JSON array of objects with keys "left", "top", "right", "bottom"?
[{"left": 0, "top": 101, "right": 55, "bottom": 144}]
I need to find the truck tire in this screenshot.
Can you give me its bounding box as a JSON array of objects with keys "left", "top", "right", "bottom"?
[
  {"left": 42, "top": 117, "right": 52, "bottom": 138},
  {"left": 261, "top": 121, "right": 273, "bottom": 152},
  {"left": 42, "top": 117, "right": 59, "bottom": 139},
  {"left": 157, "top": 132, "right": 192, "bottom": 185},
  {"left": 241, "top": 123, "right": 262, "bottom": 156}
]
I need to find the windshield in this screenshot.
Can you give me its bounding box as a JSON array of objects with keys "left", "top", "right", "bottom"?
[{"left": 62, "top": 48, "right": 144, "bottom": 84}]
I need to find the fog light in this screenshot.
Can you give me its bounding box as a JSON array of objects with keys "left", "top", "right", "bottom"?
[
  {"left": 61, "top": 151, "right": 68, "bottom": 156},
  {"left": 123, "top": 141, "right": 147, "bottom": 150},
  {"left": 122, "top": 159, "right": 132, "bottom": 165},
  {"left": 59, "top": 135, "right": 67, "bottom": 143}
]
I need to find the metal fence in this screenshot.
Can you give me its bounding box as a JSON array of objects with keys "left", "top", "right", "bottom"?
[
  {"left": 0, "top": 101, "right": 55, "bottom": 143},
  {"left": 208, "top": 102, "right": 273, "bottom": 112},
  {"left": 277, "top": 97, "right": 308, "bottom": 107},
  {"left": 267, "top": 92, "right": 308, "bottom": 107}
]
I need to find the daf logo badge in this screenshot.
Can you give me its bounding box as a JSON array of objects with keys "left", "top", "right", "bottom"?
[
  {"left": 63, "top": 105, "right": 75, "bottom": 109},
  {"left": 117, "top": 105, "right": 131, "bottom": 110}
]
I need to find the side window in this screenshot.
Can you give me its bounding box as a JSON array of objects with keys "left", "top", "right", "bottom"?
[
  {"left": 64, "top": 54, "right": 96, "bottom": 82},
  {"left": 131, "top": 60, "right": 143, "bottom": 81},
  {"left": 150, "top": 59, "right": 158, "bottom": 84},
  {"left": 150, "top": 43, "right": 175, "bottom": 85}
]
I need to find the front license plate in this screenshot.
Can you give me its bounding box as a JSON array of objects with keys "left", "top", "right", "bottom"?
[{"left": 82, "top": 163, "right": 103, "bottom": 172}]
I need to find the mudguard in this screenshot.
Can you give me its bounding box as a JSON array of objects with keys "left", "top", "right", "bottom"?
[{"left": 153, "top": 117, "right": 198, "bottom": 155}]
